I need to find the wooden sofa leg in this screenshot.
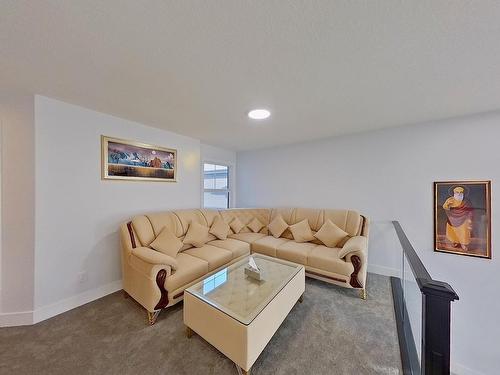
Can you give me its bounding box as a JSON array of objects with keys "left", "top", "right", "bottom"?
[
  {"left": 359, "top": 289, "right": 367, "bottom": 300},
  {"left": 147, "top": 310, "right": 161, "bottom": 325}
]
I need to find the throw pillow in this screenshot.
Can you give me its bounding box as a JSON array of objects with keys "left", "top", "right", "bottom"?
[
  {"left": 150, "top": 227, "right": 183, "bottom": 258},
  {"left": 268, "top": 215, "right": 289, "bottom": 238},
  {"left": 314, "top": 219, "right": 349, "bottom": 248},
  {"left": 289, "top": 219, "right": 315, "bottom": 243},
  {"left": 183, "top": 221, "right": 210, "bottom": 248},
  {"left": 209, "top": 216, "right": 230, "bottom": 240},
  {"left": 247, "top": 217, "right": 264, "bottom": 233},
  {"left": 229, "top": 217, "right": 245, "bottom": 234}
]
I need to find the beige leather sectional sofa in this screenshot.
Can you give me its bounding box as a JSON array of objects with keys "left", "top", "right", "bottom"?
[{"left": 120, "top": 207, "right": 369, "bottom": 324}]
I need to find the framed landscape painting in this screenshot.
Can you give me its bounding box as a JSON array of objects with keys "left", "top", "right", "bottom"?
[
  {"left": 434, "top": 180, "right": 491, "bottom": 259},
  {"left": 101, "top": 136, "right": 177, "bottom": 182}
]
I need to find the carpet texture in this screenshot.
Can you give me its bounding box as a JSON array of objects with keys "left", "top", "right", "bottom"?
[{"left": 0, "top": 273, "right": 401, "bottom": 374}]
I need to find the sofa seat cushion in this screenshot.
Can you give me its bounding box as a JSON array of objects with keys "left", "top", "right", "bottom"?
[
  {"left": 251, "top": 236, "right": 289, "bottom": 257},
  {"left": 276, "top": 241, "right": 317, "bottom": 265},
  {"left": 208, "top": 239, "right": 250, "bottom": 259},
  {"left": 165, "top": 253, "right": 209, "bottom": 292},
  {"left": 307, "top": 246, "right": 355, "bottom": 276},
  {"left": 228, "top": 232, "right": 266, "bottom": 244},
  {"left": 184, "top": 245, "right": 233, "bottom": 271}
]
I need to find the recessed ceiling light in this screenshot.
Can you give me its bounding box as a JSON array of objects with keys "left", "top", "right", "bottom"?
[{"left": 248, "top": 109, "right": 271, "bottom": 120}]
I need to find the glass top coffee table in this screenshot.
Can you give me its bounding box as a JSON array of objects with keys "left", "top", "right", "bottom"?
[{"left": 184, "top": 253, "right": 305, "bottom": 374}]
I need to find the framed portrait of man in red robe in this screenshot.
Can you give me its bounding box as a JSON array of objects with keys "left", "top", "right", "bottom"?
[{"left": 434, "top": 181, "right": 491, "bottom": 259}]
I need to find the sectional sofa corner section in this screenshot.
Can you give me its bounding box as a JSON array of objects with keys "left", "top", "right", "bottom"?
[{"left": 120, "top": 207, "right": 369, "bottom": 324}]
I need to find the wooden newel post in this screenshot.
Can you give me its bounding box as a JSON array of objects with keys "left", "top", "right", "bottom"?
[{"left": 421, "top": 280, "right": 459, "bottom": 375}]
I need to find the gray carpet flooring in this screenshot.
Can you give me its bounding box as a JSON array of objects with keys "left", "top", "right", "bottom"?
[{"left": 0, "top": 273, "right": 401, "bottom": 375}]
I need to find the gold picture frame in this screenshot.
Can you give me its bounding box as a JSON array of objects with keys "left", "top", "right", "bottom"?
[
  {"left": 434, "top": 180, "right": 491, "bottom": 259},
  {"left": 101, "top": 136, "right": 177, "bottom": 182}
]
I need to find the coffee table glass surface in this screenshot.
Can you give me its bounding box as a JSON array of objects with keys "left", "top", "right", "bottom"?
[{"left": 185, "top": 254, "right": 302, "bottom": 325}]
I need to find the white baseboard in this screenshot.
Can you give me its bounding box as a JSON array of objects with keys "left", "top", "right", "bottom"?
[
  {"left": 451, "top": 362, "right": 485, "bottom": 375},
  {"left": 368, "top": 263, "right": 400, "bottom": 278},
  {"left": 2, "top": 280, "right": 122, "bottom": 326},
  {"left": 33, "top": 279, "right": 123, "bottom": 324},
  {"left": 0, "top": 310, "right": 34, "bottom": 327}
]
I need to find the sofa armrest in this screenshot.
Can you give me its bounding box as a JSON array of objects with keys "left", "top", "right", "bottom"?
[
  {"left": 131, "top": 246, "right": 178, "bottom": 270},
  {"left": 341, "top": 237, "right": 368, "bottom": 289},
  {"left": 339, "top": 236, "right": 367, "bottom": 259}
]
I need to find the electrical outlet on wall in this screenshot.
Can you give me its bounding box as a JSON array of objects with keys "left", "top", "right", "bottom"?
[{"left": 77, "top": 271, "right": 88, "bottom": 284}]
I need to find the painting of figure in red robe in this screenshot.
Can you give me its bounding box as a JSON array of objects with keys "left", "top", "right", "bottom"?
[{"left": 434, "top": 181, "right": 491, "bottom": 259}]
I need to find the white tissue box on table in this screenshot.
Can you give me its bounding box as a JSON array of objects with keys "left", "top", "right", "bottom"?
[{"left": 244, "top": 265, "right": 263, "bottom": 281}]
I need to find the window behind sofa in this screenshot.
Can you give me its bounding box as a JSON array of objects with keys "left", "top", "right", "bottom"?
[{"left": 203, "top": 163, "right": 230, "bottom": 209}]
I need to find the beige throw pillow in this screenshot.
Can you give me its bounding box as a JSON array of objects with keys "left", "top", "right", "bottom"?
[
  {"left": 183, "top": 221, "right": 209, "bottom": 248},
  {"left": 150, "top": 227, "right": 183, "bottom": 258},
  {"left": 289, "top": 219, "right": 315, "bottom": 243},
  {"left": 209, "top": 216, "right": 230, "bottom": 240},
  {"left": 229, "top": 217, "right": 245, "bottom": 234},
  {"left": 268, "top": 215, "right": 289, "bottom": 238},
  {"left": 314, "top": 220, "right": 349, "bottom": 248},
  {"left": 247, "top": 217, "right": 264, "bottom": 233}
]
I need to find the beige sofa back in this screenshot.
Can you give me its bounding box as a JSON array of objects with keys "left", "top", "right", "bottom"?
[
  {"left": 128, "top": 207, "right": 366, "bottom": 251},
  {"left": 269, "top": 207, "right": 364, "bottom": 241},
  {"left": 130, "top": 210, "right": 213, "bottom": 248},
  {"left": 219, "top": 208, "right": 271, "bottom": 234}
]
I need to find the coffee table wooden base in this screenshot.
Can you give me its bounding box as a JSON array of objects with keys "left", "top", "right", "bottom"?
[{"left": 185, "top": 326, "right": 194, "bottom": 338}]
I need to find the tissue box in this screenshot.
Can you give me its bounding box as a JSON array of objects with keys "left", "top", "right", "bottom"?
[{"left": 244, "top": 266, "right": 263, "bottom": 281}]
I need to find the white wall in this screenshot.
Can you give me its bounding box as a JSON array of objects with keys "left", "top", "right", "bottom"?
[
  {"left": 0, "top": 92, "right": 35, "bottom": 325},
  {"left": 236, "top": 112, "right": 500, "bottom": 375},
  {"left": 201, "top": 143, "right": 236, "bottom": 166},
  {"left": 34, "top": 96, "right": 201, "bottom": 316},
  {"left": 201, "top": 143, "right": 237, "bottom": 208}
]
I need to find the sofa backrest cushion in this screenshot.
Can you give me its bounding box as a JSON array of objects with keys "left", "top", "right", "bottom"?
[
  {"left": 270, "top": 207, "right": 362, "bottom": 238},
  {"left": 171, "top": 209, "right": 208, "bottom": 236},
  {"left": 294, "top": 208, "right": 323, "bottom": 231},
  {"left": 131, "top": 215, "right": 156, "bottom": 247},
  {"left": 172, "top": 209, "right": 217, "bottom": 246},
  {"left": 127, "top": 207, "right": 364, "bottom": 248},
  {"left": 219, "top": 208, "right": 270, "bottom": 234},
  {"left": 147, "top": 212, "right": 183, "bottom": 238},
  {"left": 132, "top": 209, "right": 212, "bottom": 249},
  {"left": 199, "top": 209, "right": 221, "bottom": 227},
  {"left": 322, "top": 209, "right": 361, "bottom": 237}
]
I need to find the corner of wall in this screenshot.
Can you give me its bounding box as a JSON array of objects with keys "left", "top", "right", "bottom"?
[{"left": 0, "top": 91, "right": 36, "bottom": 315}]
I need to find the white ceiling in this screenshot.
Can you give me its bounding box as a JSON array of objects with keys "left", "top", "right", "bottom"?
[{"left": 2, "top": 1, "right": 500, "bottom": 151}]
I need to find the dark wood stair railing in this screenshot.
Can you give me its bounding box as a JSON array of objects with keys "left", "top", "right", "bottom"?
[{"left": 391, "top": 221, "right": 459, "bottom": 375}]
